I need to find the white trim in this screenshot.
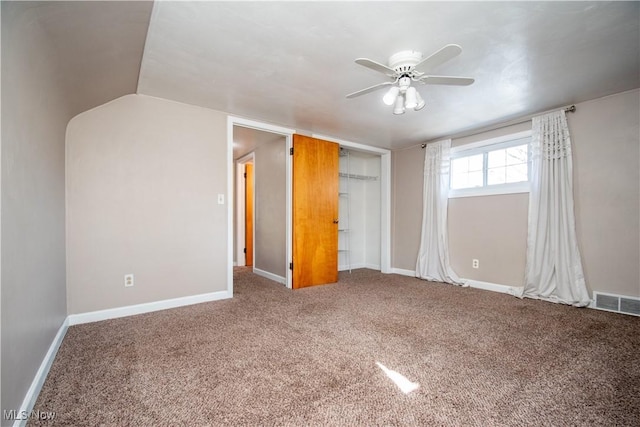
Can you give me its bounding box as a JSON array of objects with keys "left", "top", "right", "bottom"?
[
  {"left": 67, "top": 291, "right": 231, "bottom": 326},
  {"left": 231, "top": 117, "right": 296, "bottom": 136},
  {"left": 285, "top": 134, "right": 293, "bottom": 289},
  {"left": 448, "top": 130, "right": 532, "bottom": 199},
  {"left": 464, "top": 279, "right": 515, "bottom": 295},
  {"left": 253, "top": 268, "right": 286, "bottom": 285},
  {"left": 226, "top": 116, "right": 235, "bottom": 297},
  {"left": 236, "top": 163, "right": 246, "bottom": 266},
  {"left": 449, "top": 182, "right": 530, "bottom": 198},
  {"left": 390, "top": 272, "right": 516, "bottom": 296},
  {"left": 379, "top": 151, "right": 392, "bottom": 274},
  {"left": 312, "top": 133, "right": 392, "bottom": 275},
  {"left": 392, "top": 268, "right": 417, "bottom": 277},
  {"left": 229, "top": 116, "right": 295, "bottom": 291},
  {"left": 312, "top": 134, "right": 391, "bottom": 155},
  {"left": 13, "top": 318, "right": 69, "bottom": 427},
  {"left": 339, "top": 262, "right": 366, "bottom": 271},
  {"left": 365, "top": 263, "right": 381, "bottom": 271}
]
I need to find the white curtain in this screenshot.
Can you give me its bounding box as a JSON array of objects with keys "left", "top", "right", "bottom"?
[
  {"left": 415, "top": 139, "right": 465, "bottom": 285},
  {"left": 519, "top": 110, "right": 590, "bottom": 306}
]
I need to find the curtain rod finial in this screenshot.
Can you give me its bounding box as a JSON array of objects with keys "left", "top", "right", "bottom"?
[{"left": 421, "top": 144, "right": 427, "bottom": 149}]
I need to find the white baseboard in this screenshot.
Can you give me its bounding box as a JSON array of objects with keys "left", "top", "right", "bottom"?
[
  {"left": 253, "top": 268, "right": 286, "bottom": 285},
  {"left": 68, "top": 290, "right": 232, "bottom": 326},
  {"left": 13, "top": 318, "right": 69, "bottom": 427},
  {"left": 388, "top": 271, "right": 515, "bottom": 296},
  {"left": 339, "top": 262, "right": 365, "bottom": 271},
  {"left": 464, "top": 279, "right": 515, "bottom": 295},
  {"left": 16, "top": 288, "right": 234, "bottom": 425},
  {"left": 391, "top": 268, "right": 416, "bottom": 277},
  {"left": 365, "top": 263, "right": 381, "bottom": 271}
]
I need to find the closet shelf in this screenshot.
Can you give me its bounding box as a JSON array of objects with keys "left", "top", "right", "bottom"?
[{"left": 339, "top": 172, "right": 378, "bottom": 181}]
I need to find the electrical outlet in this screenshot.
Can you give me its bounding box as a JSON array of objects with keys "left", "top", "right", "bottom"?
[
  {"left": 472, "top": 259, "right": 479, "bottom": 269},
  {"left": 124, "top": 274, "right": 134, "bottom": 287}
]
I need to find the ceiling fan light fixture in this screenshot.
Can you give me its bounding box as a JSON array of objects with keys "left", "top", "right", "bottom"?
[
  {"left": 414, "top": 91, "right": 426, "bottom": 111},
  {"left": 348, "top": 44, "right": 473, "bottom": 116},
  {"left": 405, "top": 87, "right": 418, "bottom": 109},
  {"left": 393, "top": 94, "right": 405, "bottom": 115},
  {"left": 398, "top": 76, "right": 411, "bottom": 91},
  {"left": 382, "top": 86, "right": 400, "bottom": 106}
]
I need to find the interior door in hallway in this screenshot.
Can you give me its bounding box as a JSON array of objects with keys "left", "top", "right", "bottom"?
[
  {"left": 245, "top": 162, "right": 254, "bottom": 266},
  {"left": 292, "top": 135, "right": 339, "bottom": 289}
]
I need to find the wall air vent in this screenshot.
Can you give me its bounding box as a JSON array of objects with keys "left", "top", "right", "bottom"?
[
  {"left": 620, "top": 297, "right": 640, "bottom": 316},
  {"left": 592, "top": 292, "right": 640, "bottom": 317}
]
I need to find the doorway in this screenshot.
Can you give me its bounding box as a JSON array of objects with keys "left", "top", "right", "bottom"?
[
  {"left": 245, "top": 162, "right": 254, "bottom": 267},
  {"left": 236, "top": 154, "right": 254, "bottom": 268},
  {"left": 231, "top": 119, "right": 295, "bottom": 290},
  {"left": 226, "top": 116, "right": 392, "bottom": 296}
]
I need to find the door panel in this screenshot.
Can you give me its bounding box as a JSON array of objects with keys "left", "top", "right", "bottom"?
[
  {"left": 245, "top": 163, "right": 254, "bottom": 267},
  {"left": 292, "top": 135, "right": 339, "bottom": 289}
]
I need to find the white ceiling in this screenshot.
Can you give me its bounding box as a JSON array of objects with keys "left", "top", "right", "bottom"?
[
  {"left": 137, "top": 1, "right": 639, "bottom": 150},
  {"left": 13, "top": 2, "right": 636, "bottom": 150}
]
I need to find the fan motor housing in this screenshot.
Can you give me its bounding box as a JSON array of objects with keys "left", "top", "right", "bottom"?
[{"left": 388, "top": 50, "right": 423, "bottom": 74}]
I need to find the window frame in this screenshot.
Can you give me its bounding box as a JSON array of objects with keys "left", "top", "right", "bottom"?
[{"left": 449, "top": 130, "right": 532, "bottom": 199}]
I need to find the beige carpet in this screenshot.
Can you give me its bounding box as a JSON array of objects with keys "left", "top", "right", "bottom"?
[{"left": 30, "top": 268, "right": 639, "bottom": 426}]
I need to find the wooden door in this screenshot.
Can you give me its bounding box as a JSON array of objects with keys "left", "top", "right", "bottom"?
[
  {"left": 245, "top": 163, "right": 254, "bottom": 266},
  {"left": 292, "top": 135, "right": 339, "bottom": 289}
]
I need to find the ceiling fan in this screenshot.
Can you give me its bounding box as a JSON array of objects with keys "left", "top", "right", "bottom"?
[{"left": 346, "top": 44, "right": 474, "bottom": 115}]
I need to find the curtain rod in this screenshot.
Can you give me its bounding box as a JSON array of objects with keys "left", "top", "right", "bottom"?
[{"left": 420, "top": 105, "right": 577, "bottom": 149}]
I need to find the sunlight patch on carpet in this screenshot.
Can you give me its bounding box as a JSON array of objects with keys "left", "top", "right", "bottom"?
[{"left": 376, "top": 362, "right": 420, "bottom": 394}]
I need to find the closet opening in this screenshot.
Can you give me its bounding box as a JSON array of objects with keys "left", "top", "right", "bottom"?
[
  {"left": 338, "top": 148, "right": 382, "bottom": 272},
  {"left": 312, "top": 134, "right": 391, "bottom": 276}
]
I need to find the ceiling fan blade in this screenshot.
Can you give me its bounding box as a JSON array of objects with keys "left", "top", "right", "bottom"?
[
  {"left": 355, "top": 58, "right": 397, "bottom": 76},
  {"left": 413, "top": 44, "right": 462, "bottom": 72},
  {"left": 420, "top": 75, "right": 475, "bottom": 86},
  {"left": 346, "top": 81, "right": 394, "bottom": 99}
]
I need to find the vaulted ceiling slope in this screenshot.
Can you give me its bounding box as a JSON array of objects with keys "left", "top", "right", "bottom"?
[
  {"left": 138, "top": 1, "right": 639, "bottom": 149},
  {"left": 3, "top": 1, "right": 153, "bottom": 118}
]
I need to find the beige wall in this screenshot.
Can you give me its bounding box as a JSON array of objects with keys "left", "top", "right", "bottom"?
[
  {"left": 66, "top": 94, "right": 228, "bottom": 314},
  {"left": 449, "top": 194, "right": 528, "bottom": 286},
  {"left": 448, "top": 122, "right": 532, "bottom": 287},
  {"left": 570, "top": 90, "right": 639, "bottom": 297},
  {"left": 254, "top": 137, "right": 287, "bottom": 278},
  {"left": 1, "top": 1, "right": 151, "bottom": 413},
  {"left": 392, "top": 89, "right": 640, "bottom": 298},
  {"left": 1, "top": 2, "right": 68, "bottom": 415}
]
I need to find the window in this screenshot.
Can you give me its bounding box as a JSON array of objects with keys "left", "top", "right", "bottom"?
[{"left": 449, "top": 131, "right": 531, "bottom": 198}]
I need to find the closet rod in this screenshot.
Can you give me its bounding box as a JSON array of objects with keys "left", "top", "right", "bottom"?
[
  {"left": 339, "top": 172, "right": 378, "bottom": 181},
  {"left": 420, "top": 104, "right": 577, "bottom": 149}
]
